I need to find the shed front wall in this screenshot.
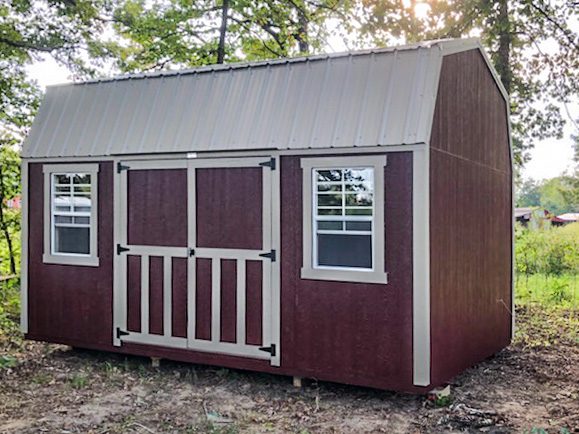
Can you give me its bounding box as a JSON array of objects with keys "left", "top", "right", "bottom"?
[
  {"left": 25, "top": 151, "right": 416, "bottom": 391},
  {"left": 429, "top": 49, "right": 512, "bottom": 385}
]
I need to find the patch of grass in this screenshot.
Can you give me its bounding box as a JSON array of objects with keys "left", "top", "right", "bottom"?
[
  {"left": 32, "top": 371, "right": 52, "bottom": 385},
  {"left": 187, "top": 421, "right": 240, "bottom": 434},
  {"left": 0, "top": 354, "right": 18, "bottom": 369},
  {"left": 0, "top": 277, "right": 22, "bottom": 348},
  {"left": 516, "top": 274, "right": 579, "bottom": 308},
  {"left": 70, "top": 372, "right": 89, "bottom": 389}
]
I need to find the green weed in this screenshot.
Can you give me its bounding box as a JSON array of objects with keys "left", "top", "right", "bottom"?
[{"left": 70, "top": 372, "right": 89, "bottom": 389}]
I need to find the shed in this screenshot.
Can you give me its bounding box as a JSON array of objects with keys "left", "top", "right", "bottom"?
[{"left": 20, "top": 38, "right": 513, "bottom": 392}]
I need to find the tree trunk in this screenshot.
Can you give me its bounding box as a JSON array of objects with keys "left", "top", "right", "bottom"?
[
  {"left": 495, "top": 0, "right": 512, "bottom": 94},
  {"left": 217, "top": 0, "right": 230, "bottom": 64},
  {"left": 296, "top": 4, "right": 309, "bottom": 54},
  {"left": 0, "top": 165, "right": 16, "bottom": 275}
]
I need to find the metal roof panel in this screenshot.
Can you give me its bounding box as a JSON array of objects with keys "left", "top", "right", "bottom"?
[{"left": 22, "top": 38, "right": 500, "bottom": 158}]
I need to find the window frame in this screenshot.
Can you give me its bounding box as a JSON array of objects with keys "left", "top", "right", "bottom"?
[
  {"left": 300, "top": 155, "right": 388, "bottom": 284},
  {"left": 43, "top": 163, "right": 100, "bottom": 267}
]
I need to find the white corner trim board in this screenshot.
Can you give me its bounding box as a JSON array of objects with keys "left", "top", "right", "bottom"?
[
  {"left": 20, "top": 160, "right": 29, "bottom": 334},
  {"left": 412, "top": 147, "right": 431, "bottom": 387}
]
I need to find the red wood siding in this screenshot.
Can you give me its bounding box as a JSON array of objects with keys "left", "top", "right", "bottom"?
[
  {"left": 127, "top": 169, "right": 187, "bottom": 247},
  {"left": 26, "top": 152, "right": 415, "bottom": 392},
  {"left": 429, "top": 49, "right": 512, "bottom": 386},
  {"left": 279, "top": 153, "right": 414, "bottom": 391},
  {"left": 27, "top": 162, "right": 114, "bottom": 345}
]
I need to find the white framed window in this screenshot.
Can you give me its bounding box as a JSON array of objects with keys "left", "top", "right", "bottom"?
[
  {"left": 43, "top": 164, "right": 99, "bottom": 267},
  {"left": 301, "top": 155, "right": 387, "bottom": 284}
]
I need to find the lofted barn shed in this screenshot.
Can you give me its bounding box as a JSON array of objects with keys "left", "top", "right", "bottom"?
[{"left": 21, "top": 38, "right": 513, "bottom": 392}]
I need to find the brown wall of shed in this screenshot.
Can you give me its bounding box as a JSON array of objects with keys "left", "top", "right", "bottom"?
[
  {"left": 27, "top": 162, "right": 114, "bottom": 346},
  {"left": 25, "top": 152, "right": 415, "bottom": 391},
  {"left": 429, "top": 49, "right": 512, "bottom": 385}
]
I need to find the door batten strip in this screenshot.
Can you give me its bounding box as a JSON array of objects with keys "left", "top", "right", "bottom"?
[
  {"left": 236, "top": 259, "right": 246, "bottom": 345},
  {"left": 163, "top": 256, "right": 172, "bottom": 337},
  {"left": 211, "top": 259, "right": 221, "bottom": 343},
  {"left": 141, "top": 255, "right": 150, "bottom": 334}
]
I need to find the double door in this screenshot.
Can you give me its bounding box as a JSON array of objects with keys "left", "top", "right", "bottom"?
[{"left": 112, "top": 157, "right": 280, "bottom": 366}]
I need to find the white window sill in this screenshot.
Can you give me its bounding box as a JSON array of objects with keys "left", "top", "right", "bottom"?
[
  {"left": 43, "top": 253, "right": 100, "bottom": 267},
  {"left": 301, "top": 267, "right": 388, "bottom": 284}
]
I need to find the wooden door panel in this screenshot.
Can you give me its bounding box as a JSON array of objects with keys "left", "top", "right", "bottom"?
[
  {"left": 127, "top": 169, "right": 187, "bottom": 247},
  {"left": 196, "top": 167, "right": 262, "bottom": 250}
]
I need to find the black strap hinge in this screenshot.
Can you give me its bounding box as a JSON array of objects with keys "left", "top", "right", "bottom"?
[
  {"left": 259, "top": 158, "right": 276, "bottom": 170},
  {"left": 116, "top": 244, "right": 130, "bottom": 255},
  {"left": 116, "top": 327, "right": 130, "bottom": 339},
  {"left": 259, "top": 249, "right": 276, "bottom": 262},
  {"left": 258, "top": 344, "right": 276, "bottom": 357},
  {"left": 117, "top": 162, "right": 130, "bottom": 173}
]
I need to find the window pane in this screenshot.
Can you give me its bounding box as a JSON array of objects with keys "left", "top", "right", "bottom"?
[
  {"left": 74, "top": 185, "right": 91, "bottom": 194},
  {"left": 54, "top": 215, "right": 72, "bottom": 224},
  {"left": 345, "top": 193, "right": 373, "bottom": 207},
  {"left": 317, "top": 234, "right": 372, "bottom": 269},
  {"left": 55, "top": 174, "right": 71, "bottom": 184},
  {"left": 74, "top": 216, "right": 90, "bottom": 225},
  {"left": 73, "top": 174, "right": 91, "bottom": 184},
  {"left": 55, "top": 226, "right": 90, "bottom": 254},
  {"left": 317, "top": 193, "right": 342, "bottom": 207},
  {"left": 317, "top": 220, "right": 343, "bottom": 230},
  {"left": 345, "top": 182, "right": 372, "bottom": 193},
  {"left": 317, "top": 184, "right": 342, "bottom": 192},
  {"left": 343, "top": 168, "right": 373, "bottom": 183},
  {"left": 345, "top": 207, "right": 372, "bottom": 216},
  {"left": 318, "top": 208, "right": 342, "bottom": 216},
  {"left": 345, "top": 221, "right": 372, "bottom": 231},
  {"left": 316, "top": 170, "right": 342, "bottom": 182}
]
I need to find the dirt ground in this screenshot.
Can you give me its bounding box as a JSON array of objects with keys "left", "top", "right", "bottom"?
[{"left": 0, "top": 306, "right": 577, "bottom": 433}]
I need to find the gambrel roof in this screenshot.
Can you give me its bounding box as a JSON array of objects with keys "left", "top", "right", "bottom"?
[{"left": 23, "top": 38, "right": 507, "bottom": 158}]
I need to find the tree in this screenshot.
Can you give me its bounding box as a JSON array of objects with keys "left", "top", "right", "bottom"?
[
  {"left": 516, "top": 178, "right": 541, "bottom": 207},
  {"left": 540, "top": 176, "right": 577, "bottom": 215},
  {"left": 0, "top": 141, "right": 20, "bottom": 275},
  {"left": 1, "top": 0, "right": 114, "bottom": 276},
  {"left": 350, "top": 0, "right": 579, "bottom": 168},
  {"left": 100, "top": 0, "right": 347, "bottom": 72}
]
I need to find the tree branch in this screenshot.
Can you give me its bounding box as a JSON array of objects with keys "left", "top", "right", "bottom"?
[{"left": 528, "top": 0, "right": 579, "bottom": 50}]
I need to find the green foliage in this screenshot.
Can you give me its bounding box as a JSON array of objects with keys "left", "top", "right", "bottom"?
[
  {"left": 0, "top": 144, "right": 21, "bottom": 276},
  {"left": 516, "top": 274, "right": 579, "bottom": 308},
  {"left": 103, "top": 0, "right": 346, "bottom": 72},
  {"left": 515, "top": 223, "right": 579, "bottom": 276},
  {"left": 0, "top": 277, "right": 20, "bottom": 345},
  {"left": 0, "top": 354, "right": 18, "bottom": 369},
  {"left": 70, "top": 372, "right": 90, "bottom": 389},
  {"left": 516, "top": 175, "right": 579, "bottom": 215},
  {"left": 352, "top": 0, "right": 579, "bottom": 167}
]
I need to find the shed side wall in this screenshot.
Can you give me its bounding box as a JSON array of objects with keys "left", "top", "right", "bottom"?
[
  {"left": 27, "top": 162, "right": 114, "bottom": 345},
  {"left": 429, "top": 49, "right": 512, "bottom": 385},
  {"left": 25, "top": 151, "right": 415, "bottom": 391}
]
